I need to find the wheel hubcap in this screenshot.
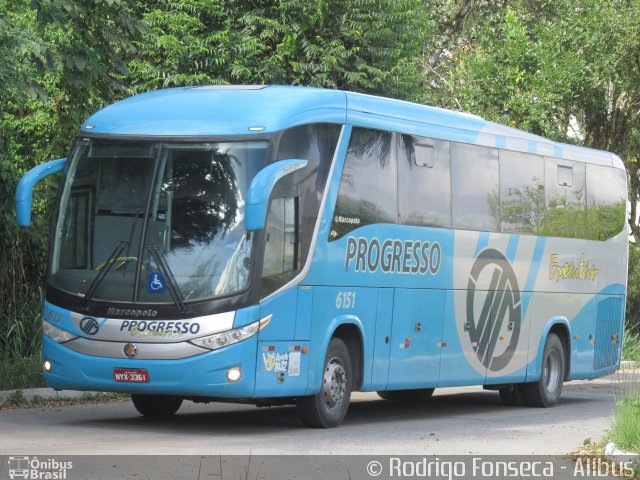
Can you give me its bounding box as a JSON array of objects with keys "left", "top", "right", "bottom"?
[
  {"left": 543, "top": 350, "right": 560, "bottom": 394},
  {"left": 322, "top": 357, "right": 347, "bottom": 411}
]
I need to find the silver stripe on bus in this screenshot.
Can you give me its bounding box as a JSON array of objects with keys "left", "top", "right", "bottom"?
[
  {"left": 62, "top": 337, "right": 208, "bottom": 360},
  {"left": 70, "top": 309, "right": 236, "bottom": 343}
]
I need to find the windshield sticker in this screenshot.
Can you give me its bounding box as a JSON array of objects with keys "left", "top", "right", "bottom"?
[
  {"left": 147, "top": 272, "right": 166, "bottom": 293},
  {"left": 344, "top": 236, "right": 441, "bottom": 275}
]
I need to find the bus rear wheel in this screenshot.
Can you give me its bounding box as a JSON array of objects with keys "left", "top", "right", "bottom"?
[
  {"left": 520, "top": 333, "right": 565, "bottom": 407},
  {"left": 377, "top": 388, "right": 435, "bottom": 401},
  {"left": 131, "top": 394, "right": 183, "bottom": 418},
  {"left": 297, "top": 338, "right": 352, "bottom": 428}
]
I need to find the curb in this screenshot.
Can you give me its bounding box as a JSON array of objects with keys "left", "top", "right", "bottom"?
[
  {"left": 0, "top": 388, "right": 106, "bottom": 402},
  {"left": 620, "top": 360, "right": 639, "bottom": 369},
  {"left": 604, "top": 442, "right": 640, "bottom": 468}
]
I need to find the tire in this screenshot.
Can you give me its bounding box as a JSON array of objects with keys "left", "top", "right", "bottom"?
[
  {"left": 520, "top": 333, "right": 565, "bottom": 407},
  {"left": 131, "top": 394, "right": 183, "bottom": 418},
  {"left": 297, "top": 338, "right": 352, "bottom": 428},
  {"left": 377, "top": 388, "right": 435, "bottom": 401},
  {"left": 498, "top": 385, "right": 524, "bottom": 406}
]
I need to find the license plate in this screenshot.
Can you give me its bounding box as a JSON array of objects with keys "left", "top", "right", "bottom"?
[{"left": 113, "top": 368, "right": 149, "bottom": 383}]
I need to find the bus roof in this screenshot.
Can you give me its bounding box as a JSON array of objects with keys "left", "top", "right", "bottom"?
[{"left": 82, "top": 85, "right": 622, "bottom": 169}]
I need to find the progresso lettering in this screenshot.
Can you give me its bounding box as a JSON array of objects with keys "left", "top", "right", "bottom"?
[
  {"left": 345, "top": 236, "right": 441, "bottom": 275},
  {"left": 119, "top": 320, "right": 200, "bottom": 336}
]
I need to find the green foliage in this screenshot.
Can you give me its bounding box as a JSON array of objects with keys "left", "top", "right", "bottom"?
[
  {"left": 627, "top": 244, "right": 640, "bottom": 333},
  {"left": 0, "top": 0, "right": 145, "bottom": 360},
  {"left": 623, "top": 333, "right": 640, "bottom": 362},
  {"left": 129, "top": 0, "right": 426, "bottom": 100},
  {"left": 0, "top": 356, "right": 45, "bottom": 390},
  {"left": 2, "top": 0, "right": 640, "bottom": 362},
  {"left": 610, "top": 393, "right": 640, "bottom": 453}
]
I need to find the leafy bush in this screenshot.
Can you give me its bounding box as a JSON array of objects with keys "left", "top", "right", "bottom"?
[{"left": 610, "top": 394, "right": 640, "bottom": 453}]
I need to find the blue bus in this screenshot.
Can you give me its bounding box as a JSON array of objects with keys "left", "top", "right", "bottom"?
[{"left": 16, "top": 86, "right": 628, "bottom": 427}]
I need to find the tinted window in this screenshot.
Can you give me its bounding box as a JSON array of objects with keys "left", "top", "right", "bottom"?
[
  {"left": 330, "top": 128, "right": 396, "bottom": 240},
  {"left": 262, "top": 197, "right": 298, "bottom": 276},
  {"left": 500, "top": 151, "right": 545, "bottom": 234},
  {"left": 451, "top": 143, "right": 500, "bottom": 231},
  {"left": 59, "top": 189, "right": 91, "bottom": 269},
  {"left": 261, "top": 123, "right": 341, "bottom": 296},
  {"left": 398, "top": 134, "right": 451, "bottom": 228},
  {"left": 275, "top": 123, "right": 340, "bottom": 256},
  {"left": 543, "top": 159, "right": 586, "bottom": 238},
  {"left": 586, "top": 165, "right": 626, "bottom": 240}
]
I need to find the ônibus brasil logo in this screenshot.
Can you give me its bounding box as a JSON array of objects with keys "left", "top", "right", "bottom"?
[{"left": 466, "top": 249, "right": 521, "bottom": 372}]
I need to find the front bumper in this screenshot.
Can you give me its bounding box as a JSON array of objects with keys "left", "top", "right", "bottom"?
[{"left": 42, "top": 334, "right": 258, "bottom": 398}]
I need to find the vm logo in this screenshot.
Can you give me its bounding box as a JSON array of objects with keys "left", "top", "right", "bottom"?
[
  {"left": 80, "top": 316, "right": 100, "bottom": 336},
  {"left": 466, "top": 249, "right": 521, "bottom": 372}
]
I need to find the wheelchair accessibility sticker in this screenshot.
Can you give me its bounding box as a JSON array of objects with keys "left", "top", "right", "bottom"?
[{"left": 147, "top": 272, "right": 166, "bottom": 293}]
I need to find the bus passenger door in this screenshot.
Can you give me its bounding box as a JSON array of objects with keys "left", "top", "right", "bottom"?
[{"left": 386, "top": 289, "right": 444, "bottom": 389}]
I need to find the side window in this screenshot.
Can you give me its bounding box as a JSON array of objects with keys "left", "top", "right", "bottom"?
[
  {"left": 586, "top": 165, "right": 626, "bottom": 240},
  {"left": 262, "top": 197, "right": 298, "bottom": 276},
  {"left": 261, "top": 123, "right": 340, "bottom": 297},
  {"left": 398, "top": 134, "right": 451, "bottom": 228},
  {"left": 451, "top": 143, "right": 500, "bottom": 232},
  {"left": 543, "top": 159, "right": 586, "bottom": 238},
  {"left": 275, "top": 123, "right": 340, "bottom": 256},
  {"left": 500, "top": 151, "right": 545, "bottom": 234},
  {"left": 330, "top": 128, "right": 396, "bottom": 240},
  {"left": 59, "top": 189, "right": 91, "bottom": 269}
]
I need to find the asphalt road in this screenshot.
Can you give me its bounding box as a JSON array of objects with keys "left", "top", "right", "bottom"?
[{"left": 0, "top": 370, "right": 638, "bottom": 457}]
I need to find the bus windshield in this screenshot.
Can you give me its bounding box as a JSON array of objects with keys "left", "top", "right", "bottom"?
[{"left": 50, "top": 138, "right": 269, "bottom": 303}]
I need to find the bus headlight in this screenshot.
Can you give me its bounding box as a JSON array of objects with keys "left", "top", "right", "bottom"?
[
  {"left": 190, "top": 315, "right": 271, "bottom": 351},
  {"left": 43, "top": 320, "right": 78, "bottom": 343}
]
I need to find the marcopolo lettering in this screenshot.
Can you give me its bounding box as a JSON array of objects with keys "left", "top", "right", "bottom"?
[
  {"left": 344, "top": 236, "right": 441, "bottom": 275},
  {"left": 119, "top": 320, "right": 201, "bottom": 335},
  {"left": 106, "top": 307, "right": 158, "bottom": 318}
]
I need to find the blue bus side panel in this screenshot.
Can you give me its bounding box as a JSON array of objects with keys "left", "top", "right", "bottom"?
[
  {"left": 295, "top": 286, "right": 313, "bottom": 341},
  {"left": 232, "top": 304, "right": 260, "bottom": 329},
  {"left": 439, "top": 290, "right": 485, "bottom": 387},
  {"left": 569, "top": 297, "right": 596, "bottom": 379},
  {"left": 368, "top": 288, "right": 393, "bottom": 390},
  {"left": 254, "top": 341, "right": 310, "bottom": 397},
  {"left": 258, "top": 287, "right": 297, "bottom": 341},
  {"left": 306, "top": 286, "right": 377, "bottom": 395},
  {"left": 386, "top": 289, "right": 444, "bottom": 389},
  {"left": 593, "top": 295, "right": 624, "bottom": 370}
]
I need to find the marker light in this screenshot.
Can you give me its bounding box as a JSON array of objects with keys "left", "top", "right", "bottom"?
[
  {"left": 227, "top": 367, "right": 242, "bottom": 382},
  {"left": 43, "top": 321, "right": 78, "bottom": 343},
  {"left": 43, "top": 360, "right": 52, "bottom": 373}
]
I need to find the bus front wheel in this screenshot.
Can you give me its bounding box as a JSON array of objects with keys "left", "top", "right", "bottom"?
[
  {"left": 297, "top": 338, "right": 352, "bottom": 428},
  {"left": 131, "top": 394, "right": 183, "bottom": 418},
  {"left": 520, "top": 333, "right": 565, "bottom": 407}
]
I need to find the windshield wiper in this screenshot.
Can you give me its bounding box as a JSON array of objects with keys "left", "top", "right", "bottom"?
[
  {"left": 83, "top": 241, "right": 128, "bottom": 310},
  {"left": 146, "top": 242, "right": 189, "bottom": 314}
]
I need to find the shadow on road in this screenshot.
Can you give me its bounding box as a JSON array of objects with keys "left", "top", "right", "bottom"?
[{"left": 39, "top": 387, "right": 604, "bottom": 436}]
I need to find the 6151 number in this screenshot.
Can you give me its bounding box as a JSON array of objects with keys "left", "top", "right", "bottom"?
[{"left": 336, "top": 291, "right": 357, "bottom": 309}]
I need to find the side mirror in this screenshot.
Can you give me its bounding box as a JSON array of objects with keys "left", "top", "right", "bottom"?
[
  {"left": 15, "top": 158, "right": 67, "bottom": 227},
  {"left": 245, "top": 159, "right": 307, "bottom": 231}
]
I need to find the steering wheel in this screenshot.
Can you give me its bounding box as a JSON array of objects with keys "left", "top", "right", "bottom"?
[{"left": 95, "top": 257, "right": 139, "bottom": 271}]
